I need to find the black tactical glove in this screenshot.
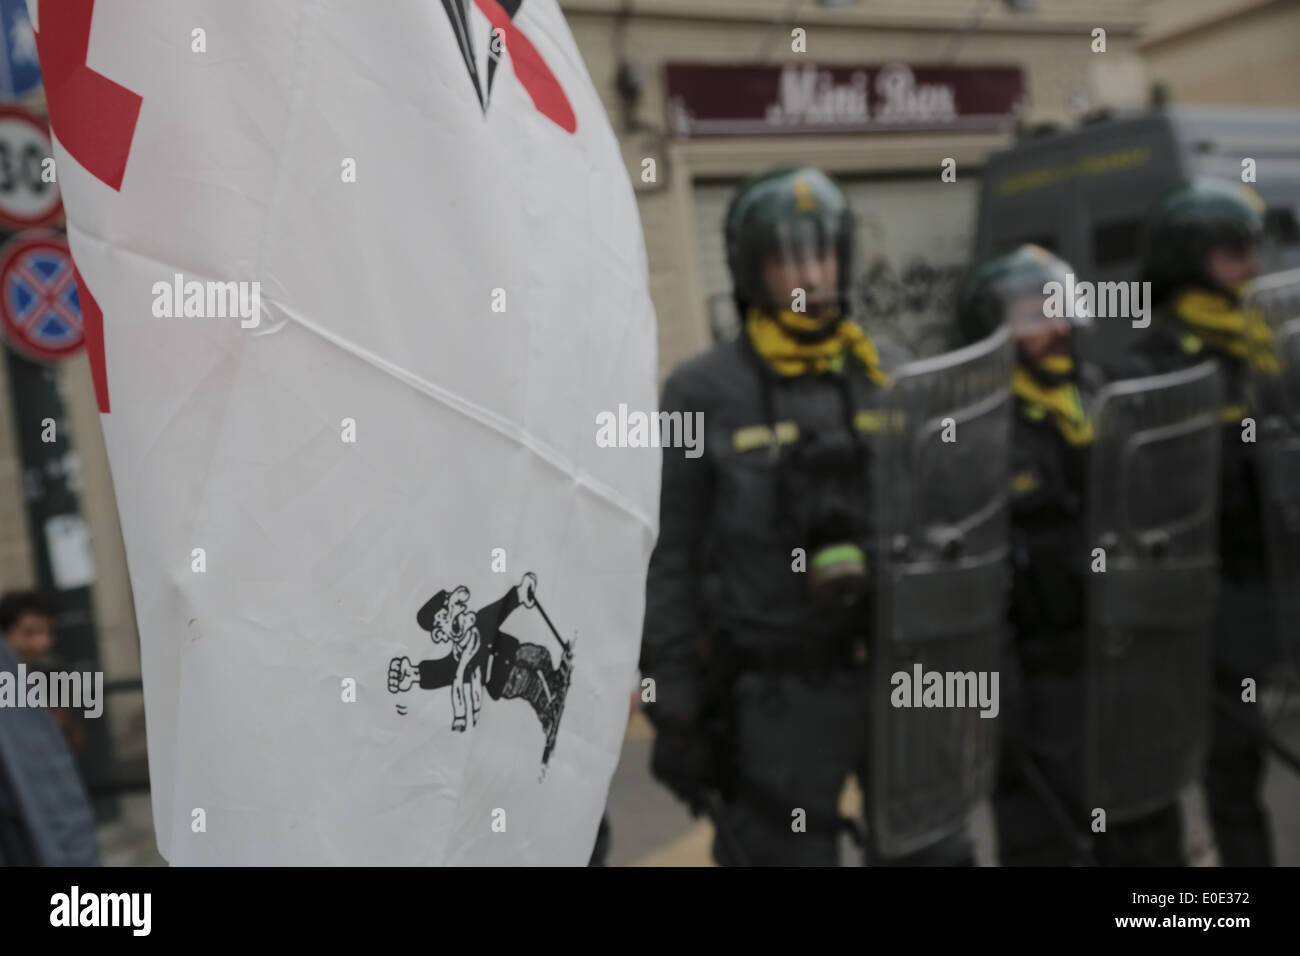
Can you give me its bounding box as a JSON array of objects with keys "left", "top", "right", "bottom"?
[{"left": 649, "top": 717, "right": 713, "bottom": 812}]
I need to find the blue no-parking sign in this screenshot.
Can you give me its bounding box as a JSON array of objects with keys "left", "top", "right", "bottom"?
[
  {"left": 0, "top": 234, "right": 82, "bottom": 361},
  {"left": 0, "top": 0, "right": 41, "bottom": 102}
]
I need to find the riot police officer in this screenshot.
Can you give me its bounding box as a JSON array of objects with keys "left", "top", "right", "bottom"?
[
  {"left": 639, "top": 167, "right": 976, "bottom": 866},
  {"left": 1115, "top": 179, "right": 1276, "bottom": 866},
  {"left": 956, "top": 245, "right": 1211, "bottom": 866}
]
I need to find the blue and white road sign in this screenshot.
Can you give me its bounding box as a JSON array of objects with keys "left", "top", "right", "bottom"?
[{"left": 0, "top": 0, "right": 41, "bottom": 102}]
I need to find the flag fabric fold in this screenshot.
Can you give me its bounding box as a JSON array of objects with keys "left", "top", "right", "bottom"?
[{"left": 35, "top": 0, "right": 658, "bottom": 865}]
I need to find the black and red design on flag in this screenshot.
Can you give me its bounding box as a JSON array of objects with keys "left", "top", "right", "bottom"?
[
  {"left": 33, "top": 0, "right": 142, "bottom": 413},
  {"left": 441, "top": 0, "right": 576, "bottom": 134},
  {"left": 34, "top": 0, "right": 575, "bottom": 416}
]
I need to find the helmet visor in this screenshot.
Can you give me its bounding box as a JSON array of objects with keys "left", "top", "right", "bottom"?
[
  {"left": 759, "top": 215, "right": 846, "bottom": 321},
  {"left": 1005, "top": 290, "right": 1081, "bottom": 363}
]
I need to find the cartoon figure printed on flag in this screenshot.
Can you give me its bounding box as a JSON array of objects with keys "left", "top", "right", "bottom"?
[{"left": 388, "top": 572, "right": 574, "bottom": 766}]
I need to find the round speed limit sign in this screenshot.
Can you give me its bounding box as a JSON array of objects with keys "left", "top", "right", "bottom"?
[{"left": 0, "top": 106, "right": 61, "bottom": 232}]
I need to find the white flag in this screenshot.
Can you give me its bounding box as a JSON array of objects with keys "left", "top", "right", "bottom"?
[{"left": 34, "top": 0, "right": 659, "bottom": 864}]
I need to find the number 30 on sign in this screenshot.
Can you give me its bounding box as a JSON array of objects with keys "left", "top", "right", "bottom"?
[{"left": 0, "top": 105, "right": 61, "bottom": 232}]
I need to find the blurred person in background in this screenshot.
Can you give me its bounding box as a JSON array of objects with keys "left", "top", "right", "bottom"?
[
  {"left": 0, "top": 591, "right": 56, "bottom": 665},
  {"left": 640, "top": 167, "right": 984, "bottom": 866},
  {"left": 0, "top": 596, "right": 99, "bottom": 865},
  {"left": 1, "top": 591, "right": 86, "bottom": 758},
  {"left": 957, "top": 245, "right": 1207, "bottom": 866},
  {"left": 1114, "top": 179, "right": 1276, "bottom": 867}
]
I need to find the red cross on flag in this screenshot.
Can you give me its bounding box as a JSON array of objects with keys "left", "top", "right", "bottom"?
[{"left": 33, "top": 0, "right": 659, "bottom": 864}]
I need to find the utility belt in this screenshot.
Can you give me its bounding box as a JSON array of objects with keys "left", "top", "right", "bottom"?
[
  {"left": 696, "top": 630, "right": 870, "bottom": 841},
  {"left": 692, "top": 629, "right": 869, "bottom": 806}
]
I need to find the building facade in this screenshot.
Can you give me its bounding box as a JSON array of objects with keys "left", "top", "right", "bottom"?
[
  {"left": 560, "top": 0, "right": 1148, "bottom": 375},
  {"left": 1140, "top": 0, "right": 1300, "bottom": 107}
]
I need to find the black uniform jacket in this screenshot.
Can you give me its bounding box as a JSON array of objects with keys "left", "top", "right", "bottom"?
[
  {"left": 640, "top": 333, "right": 905, "bottom": 717},
  {"left": 1006, "top": 384, "right": 1091, "bottom": 674}
]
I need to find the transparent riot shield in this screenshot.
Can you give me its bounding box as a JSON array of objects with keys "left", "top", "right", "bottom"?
[
  {"left": 1245, "top": 269, "right": 1300, "bottom": 669},
  {"left": 867, "top": 325, "right": 1014, "bottom": 858},
  {"left": 1084, "top": 360, "right": 1222, "bottom": 820}
]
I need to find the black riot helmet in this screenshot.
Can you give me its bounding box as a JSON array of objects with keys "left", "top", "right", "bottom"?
[
  {"left": 1139, "top": 178, "right": 1265, "bottom": 308},
  {"left": 954, "top": 244, "right": 1081, "bottom": 346},
  {"left": 724, "top": 167, "right": 856, "bottom": 339}
]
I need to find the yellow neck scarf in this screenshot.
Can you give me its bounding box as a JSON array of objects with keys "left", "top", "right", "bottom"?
[
  {"left": 1174, "top": 288, "right": 1278, "bottom": 373},
  {"left": 1013, "top": 355, "right": 1094, "bottom": 447},
  {"left": 744, "top": 307, "right": 890, "bottom": 385}
]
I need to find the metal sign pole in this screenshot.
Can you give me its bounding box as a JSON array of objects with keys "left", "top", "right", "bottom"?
[{"left": 1, "top": 237, "right": 116, "bottom": 821}]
